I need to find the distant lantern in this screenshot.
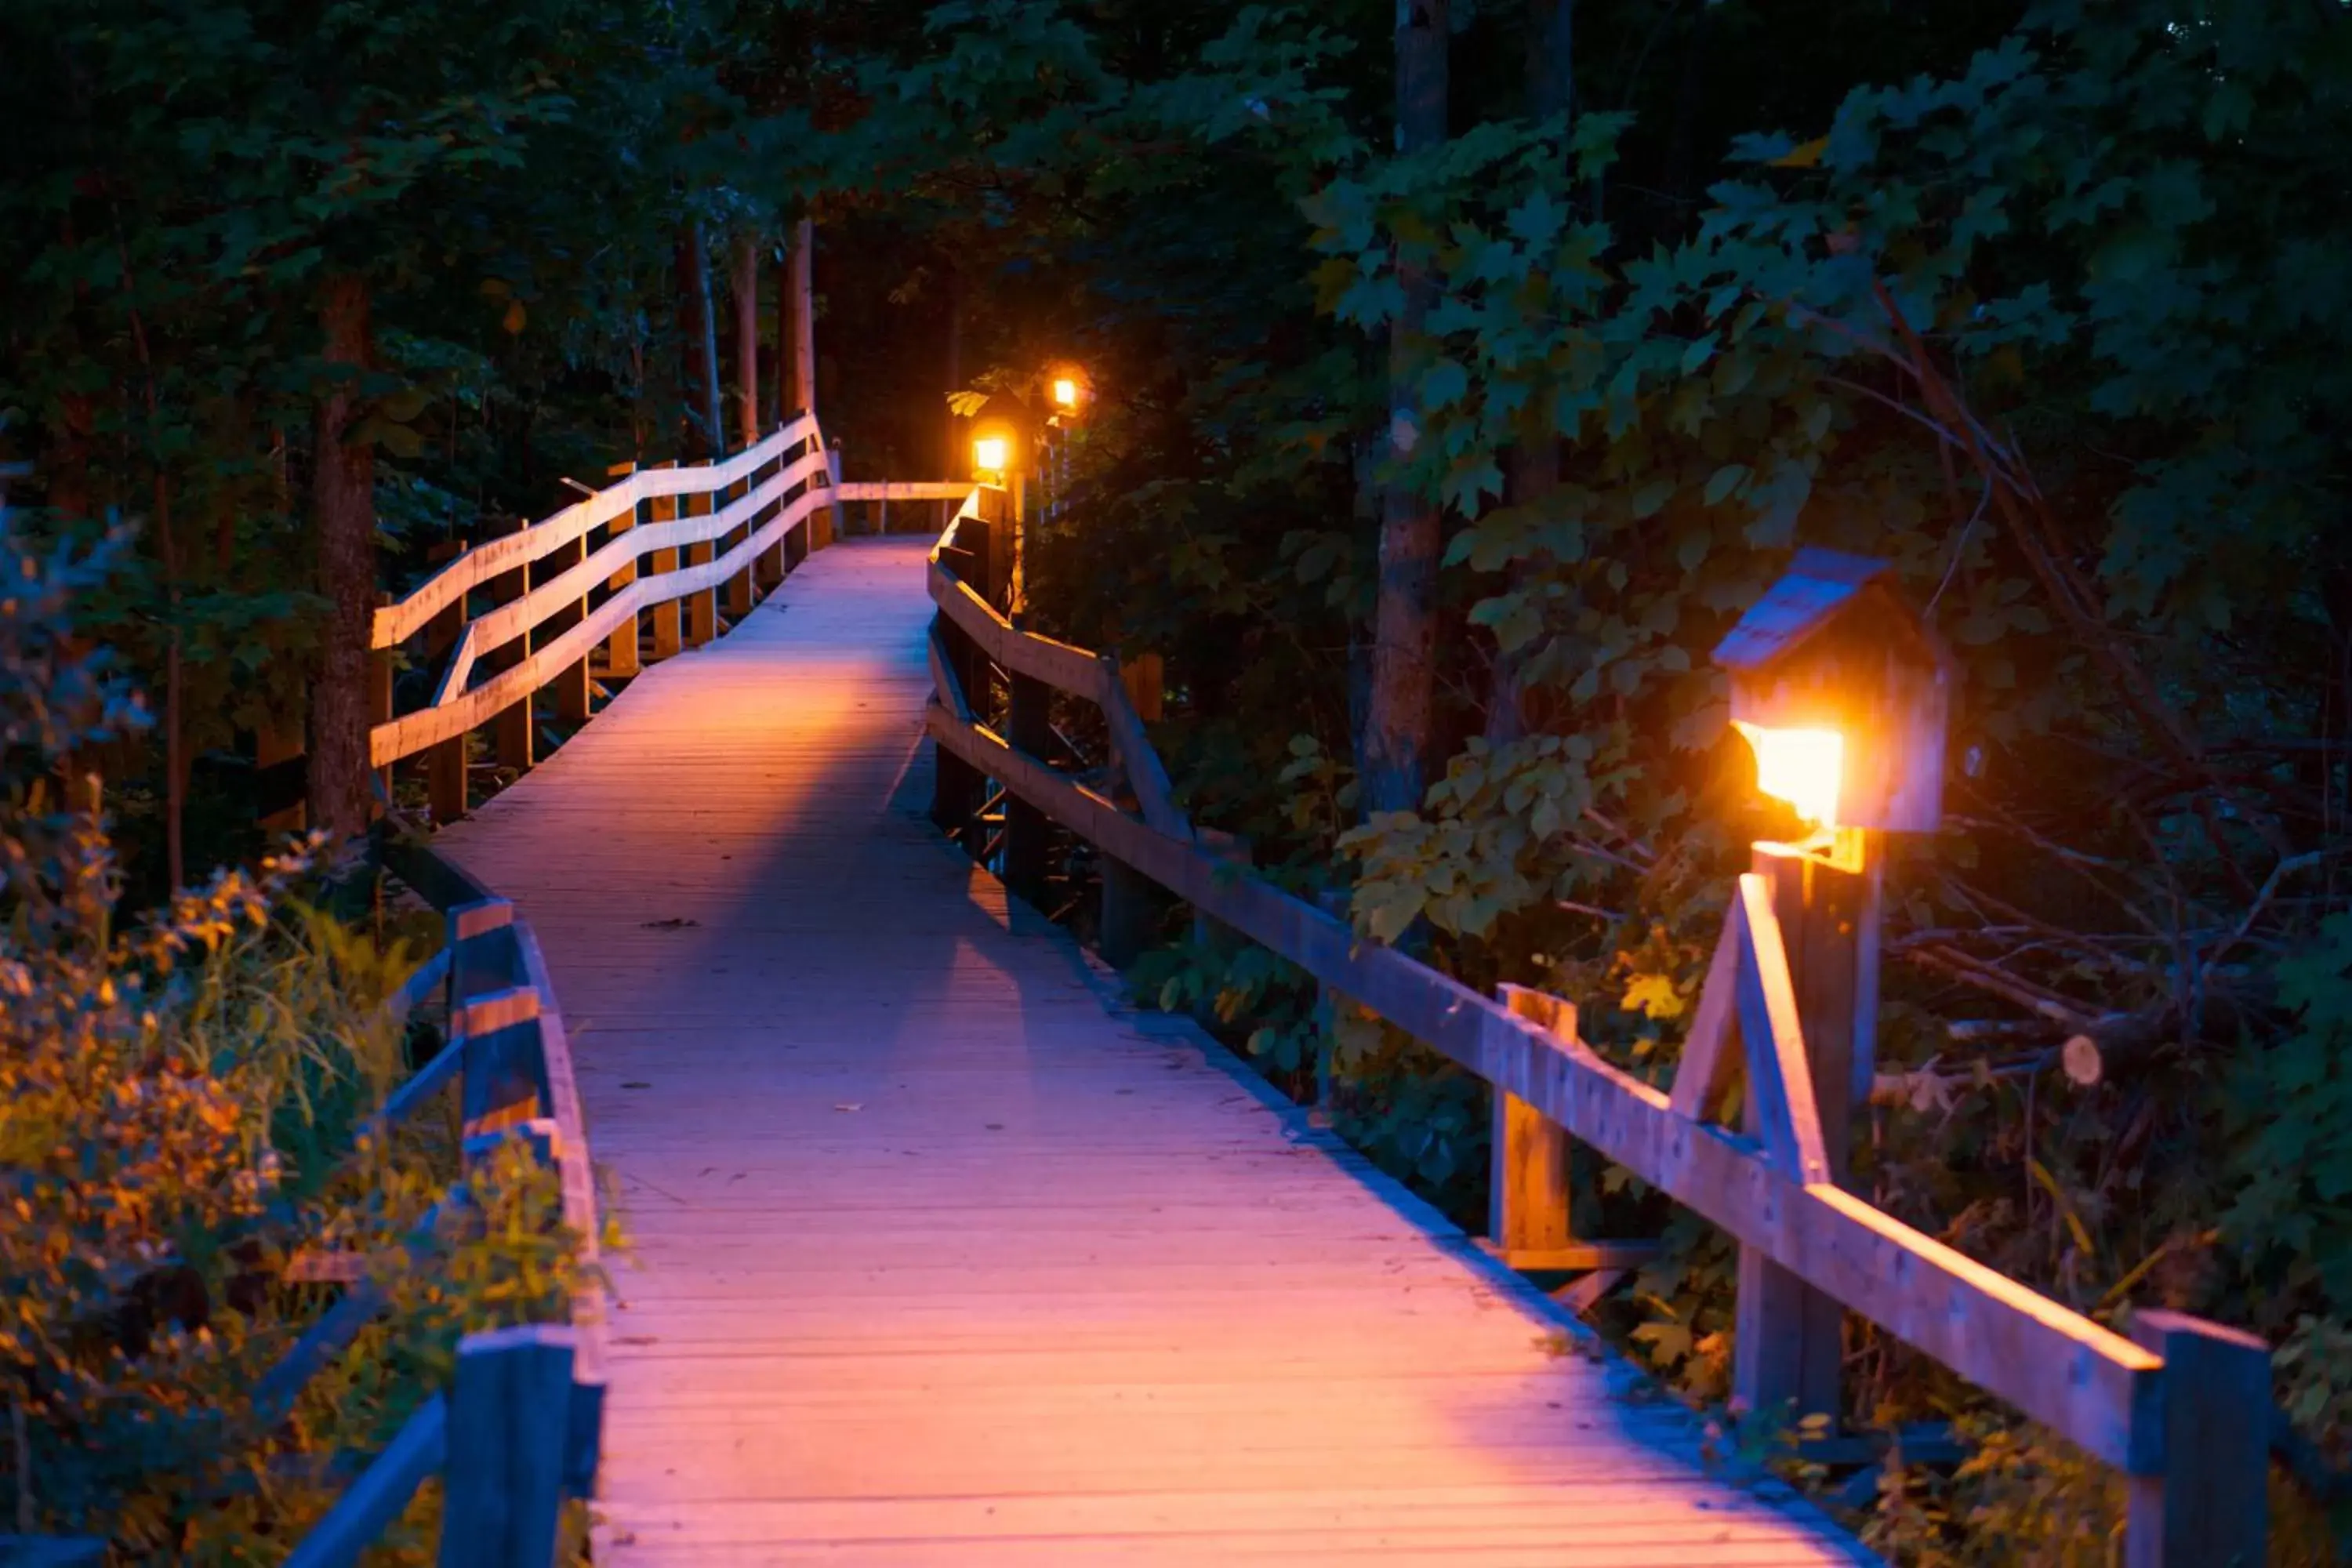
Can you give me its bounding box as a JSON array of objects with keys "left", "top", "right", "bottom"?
[
  {"left": 1711, "top": 548, "right": 1952, "bottom": 833},
  {"left": 1051, "top": 376, "right": 1080, "bottom": 410}
]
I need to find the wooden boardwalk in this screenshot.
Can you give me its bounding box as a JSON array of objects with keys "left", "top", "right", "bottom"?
[{"left": 438, "top": 537, "right": 1869, "bottom": 1566}]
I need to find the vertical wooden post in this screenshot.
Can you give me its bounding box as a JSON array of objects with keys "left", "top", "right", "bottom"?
[
  {"left": 1097, "top": 855, "right": 1161, "bottom": 968},
  {"left": 1314, "top": 887, "right": 1352, "bottom": 1124},
  {"left": 437, "top": 1325, "right": 575, "bottom": 1568},
  {"left": 813, "top": 443, "right": 841, "bottom": 551},
  {"left": 931, "top": 741, "right": 983, "bottom": 848},
  {"left": 550, "top": 532, "right": 591, "bottom": 724},
  {"left": 682, "top": 468, "right": 717, "bottom": 648},
  {"left": 1732, "top": 833, "right": 1874, "bottom": 1428},
  {"left": 954, "top": 517, "right": 995, "bottom": 719},
  {"left": 723, "top": 474, "right": 757, "bottom": 621},
  {"left": 600, "top": 463, "right": 641, "bottom": 681},
  {"left": 1120, "top": 652, "right": 1164, "bottom": 723},
  {"left": 2125, "top": 1311, "right": 2271, "bottom": 1568},
  {"left": 422, "top": 577, "right": 467, "bottom": 824},
  {"left": 1490, "top": 985, "right": 1574, "bottom": 1258},
  {"left": 487, "top": 523, "right": 533, "bottom": 776},
  {"left": 1189, "top": 830, "right": 1251, "bottom": 1028},
  {"left": 930, "top": 612, "right": 984, "bottom": 848},
  {"left": 368, "top": 593, "right": 394, "bottom": 815},
  {"left": 647, "top": 466, "right": 681, "bottom": 660},
  {"left": 1004, "top": 670, "right": 1053, "bottom": 908}
]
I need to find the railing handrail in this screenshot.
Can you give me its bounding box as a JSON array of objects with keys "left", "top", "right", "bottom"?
[
  {"left": 366, "top": 416, "right": 840, "bottom": 776},
  {"left": 372, "top": 414, "right": 821, "bottom": 649},
  {"left": 278, "top": 815, "right": 607, "bottom": 1566},
  {"left": 920, "top": 485, "right": 2272, "bottom": 1565}
]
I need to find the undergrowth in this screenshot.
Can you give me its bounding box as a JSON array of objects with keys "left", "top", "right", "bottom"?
[{"left": 1, "top": 525, "right": 597, "bottom": 1562}]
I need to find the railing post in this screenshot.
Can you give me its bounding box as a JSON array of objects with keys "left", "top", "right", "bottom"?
[
  {"left": 437, "top": 1326, "right": 575, "bottom": 1568},
  {"left": 550, "top": 530, "right": 591, "bottom": 724},
  {"left": 818, "top": 441, "right": 843, "bottom": 550},
  {"left": 1119, "top": 652, "right": 1163, "bottom": 723},
  {"left": 1733, "top": 837, "right": 1874, "bottom": 1428},
  {"left": 928, "top": 592, "right": 985, "bottom": 848},
  {"left": 370, "top": 591, "right": 395, "bottom": 815},
  {"left": 724, "top": 494, "right": 757, "bottom": 621},
  {"left": 1314, "top": 887, "right": 1351, "bottom": 1123},
  {"left": 1188, "top": 830, "right": 1250, "bottom": 1029},
  {"left": 647, "top": 463, "right": 682, "bottom": 660},
  {"left": 486, "top": 522, "right": 534, "bottom": 776},
  {"left": 1004, "top": 669, "right": 1054, "bottom": 908},
  {"left": 683, "top": 463, "right": 718, "bottom": 647},
  {"left": 1097, "top": 855, "right": 1163, "bottom": 969},
  {"left": 2125, "top": 1312, "right": 2270, "bottom": 1568},
  {"left": 1491, "top": 985, "right": 1575, "bottom": 1258},
  {"left": 424, "top": 542, "right": 470, "bottom": 824},
  {"left": 599, "top": 463, "right": 641, "bottom": 682}
]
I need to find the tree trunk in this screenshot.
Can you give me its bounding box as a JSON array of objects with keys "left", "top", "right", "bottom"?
[
  {"left": 944, "top": 260, "right": 964, "bottom": 474},
  {"left": 1362, "top": 0, "right": 1450, "bottom": 815},
  {"left": 732, "top": 232, "right": 761, "bottom": 447},
  {"left": 1485, "top": 0, "right": 1573, "bottom": 748},
  {"left": 307, "top": 273, "right": 376, "bottom": 841},
  {"left": 790, "top": 217, "right": 817, "bottom": 423},
  {"left": 675, "top": 222, "right": 722, "bottom": 459}
]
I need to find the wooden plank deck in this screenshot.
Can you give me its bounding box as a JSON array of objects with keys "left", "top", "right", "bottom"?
[{"left": 436, "top": 537, "right": 1871, "bottom": 1566}]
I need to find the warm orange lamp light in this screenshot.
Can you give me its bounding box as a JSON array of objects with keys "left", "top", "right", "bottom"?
[
  {"left": 1051, "top": 376, "right": 1080, "bottom": 410},
  {"left": 1712, "top": 549, "right": 1951, "bottom": 836},
  {"left": 972, "top": 434, "right": 1010, "bottom": 476},
  {"left": 1733, "top": 722, "right": 1844, "bottom": 829}
]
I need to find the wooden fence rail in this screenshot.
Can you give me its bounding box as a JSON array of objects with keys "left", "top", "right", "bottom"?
[
  {"left": 921, "top": 485, "right": 2272, "bottom": 1568},
  {"left": 366, "top": 414, "right": 842, "bottom": 820},
  {"left": 272, "top": 818, "right": 605, "bottom": 1567}
]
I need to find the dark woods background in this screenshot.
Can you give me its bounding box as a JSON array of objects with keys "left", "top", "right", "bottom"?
[{"left": 7, "top": 0, "right": 2352, "bottom": 1557}]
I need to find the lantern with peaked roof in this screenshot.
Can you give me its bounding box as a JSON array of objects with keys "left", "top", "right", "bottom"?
[{"left": 1710, "top": 548, "right": 1952, "bottom": 834}]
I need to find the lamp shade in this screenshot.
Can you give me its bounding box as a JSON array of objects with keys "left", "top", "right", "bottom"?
[{"left": 1711, "top": 549, "right": 1952, "bottom": 833}]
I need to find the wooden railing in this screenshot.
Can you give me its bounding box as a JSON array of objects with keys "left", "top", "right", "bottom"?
[
  {"left": 924, "top": 485, "right": 2272, "bottom": 1568},
  {"left": 368, "top": 414, "right": 842, "bottom": 822},
  {"left": 278, "top": 822, "right": 607, "bottom": 1566}
]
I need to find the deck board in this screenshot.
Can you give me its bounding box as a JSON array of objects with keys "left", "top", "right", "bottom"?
[{"left": 436, "top": 537, "right": 1869, "bottom": 1565}]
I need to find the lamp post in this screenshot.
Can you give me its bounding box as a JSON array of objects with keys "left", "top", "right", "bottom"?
[
  {"left": 1708, "top": 547, "right": 1952, "bottom": 1428},
  {"left": 1041, "top": 364, "right": 1086, "bottom": 524}
]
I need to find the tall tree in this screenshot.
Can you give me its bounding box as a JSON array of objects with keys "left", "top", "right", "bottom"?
[
  {"left": 733, "top": 231, "right": 763, "bottom": 446},
  {"left": 307, "top": 274, "right": 377, "bottom": 838},
  {"left": 677, "top": 220, "right": 724, "bottom": 458},
  {"left": 1485, "top": 0, "right": 1573, "bottom": 747},
  {"left": 1362, "top": 0, "right": 1450, "bottom": 815}
]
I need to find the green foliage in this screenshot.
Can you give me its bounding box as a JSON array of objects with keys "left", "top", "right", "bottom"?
[
  {"left": 2229, "top": 915, "right": 2352, "bottom": 1319},
  {"left": 854, "top": 0, "right": 2352, "bottom": 1553},
  {"left": 0, "top": 520, "right": 592, "bottom": 1557}
]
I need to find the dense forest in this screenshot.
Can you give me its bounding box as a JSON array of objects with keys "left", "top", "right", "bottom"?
[{"left": 5, "top": 0, "right": 2352, "bottom": 1559}]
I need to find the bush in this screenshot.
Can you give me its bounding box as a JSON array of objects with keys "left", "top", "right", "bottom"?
[{"left": 0, "top": 525, "right": 592, "bottom": 1561}]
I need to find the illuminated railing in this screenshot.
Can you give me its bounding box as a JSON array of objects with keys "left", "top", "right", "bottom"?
[
  {"left": 366, "top": 415, "right": 843, "bottom": 821},
  {"left": 922, "top": 485, "right": 2273, "bottom": 1568}
]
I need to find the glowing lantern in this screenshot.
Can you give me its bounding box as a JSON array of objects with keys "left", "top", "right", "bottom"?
[
  {"left": 1711, "top": 549, "right": 1951, "bottom": 835},
  {"left": 1051, "top": 376, "right": 1080, "bottom": 410},
  {"left": 1732, "top": 722, "right": 1843, "bottom": 828},
  {"left": 972, "top": 434, "right": 1010, "bottom": 477}
]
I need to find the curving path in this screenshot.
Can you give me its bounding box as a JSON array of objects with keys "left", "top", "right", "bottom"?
[{"left": 438, "top": 535, "right": 1871, "bottom": 1566}]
